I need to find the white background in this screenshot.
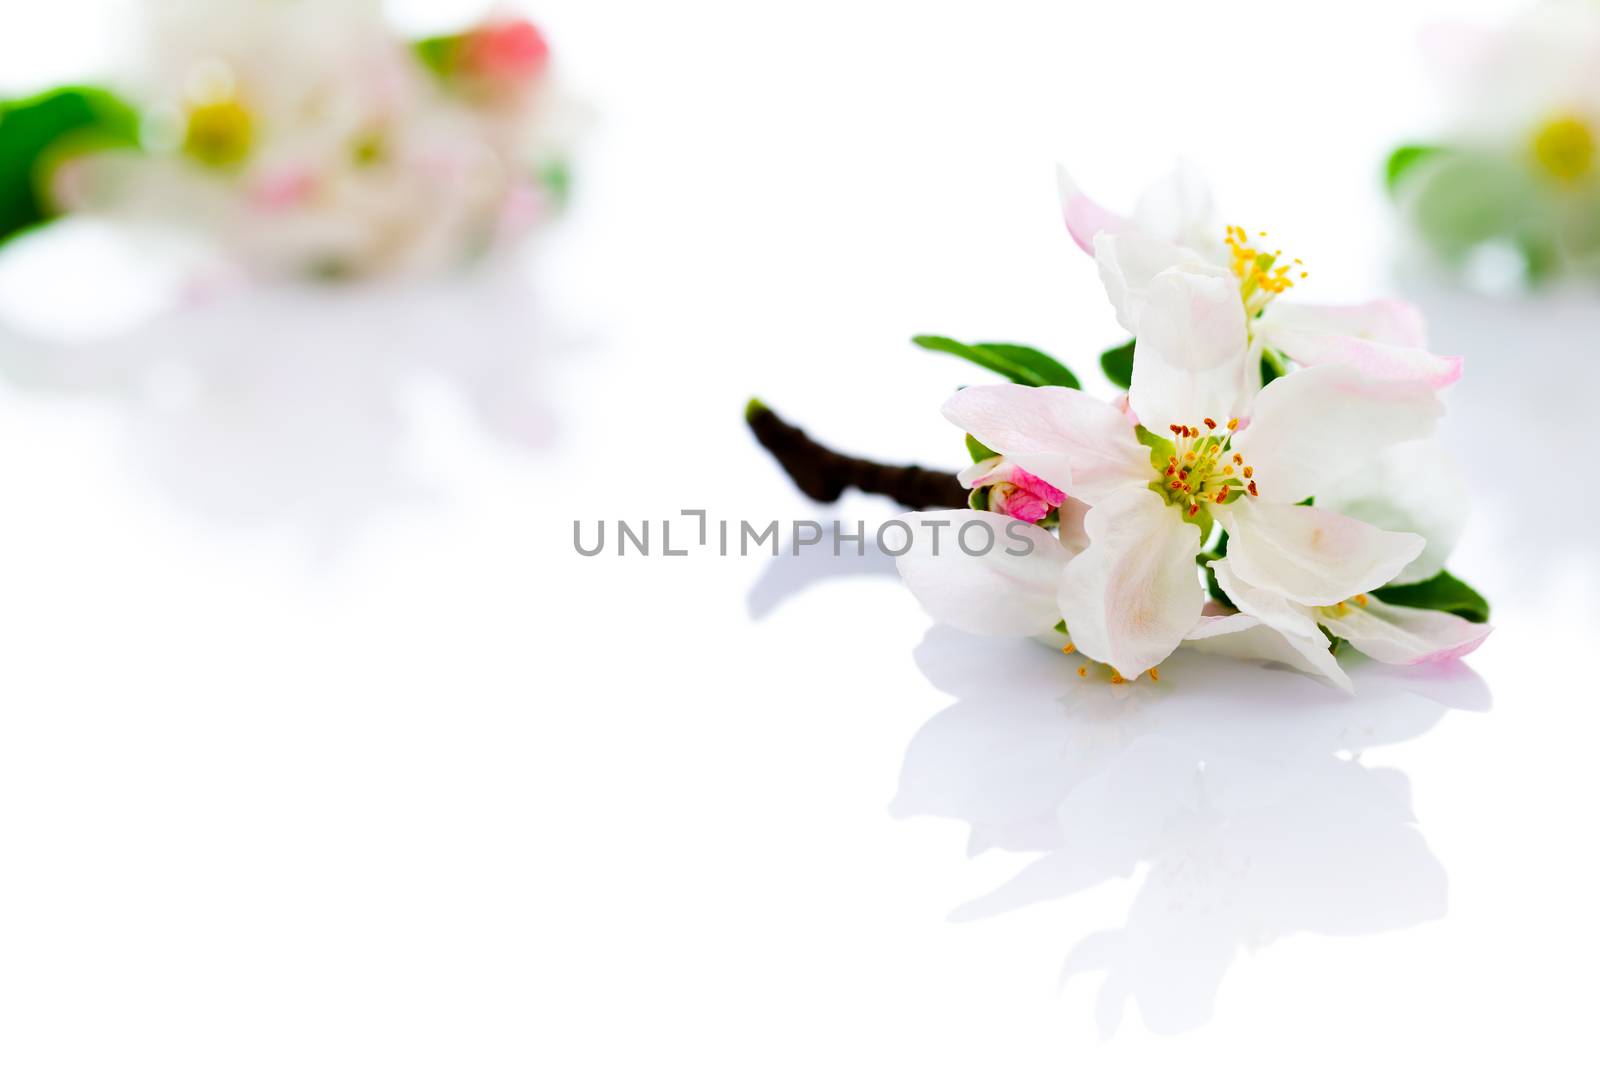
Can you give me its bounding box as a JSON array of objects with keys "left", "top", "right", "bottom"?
[{"left": 2, "top": 1, "right": 1597, "bottom": 1063}]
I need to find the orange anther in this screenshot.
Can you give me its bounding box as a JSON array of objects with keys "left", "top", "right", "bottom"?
[{"left": 1248, "top": 480, "right": 1258, "bottom": 496}]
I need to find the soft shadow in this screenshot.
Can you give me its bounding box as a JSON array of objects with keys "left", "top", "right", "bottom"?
[
  {"left": 891, "top": 625, "right": 1490, "bottom": 1036},
  {"left": 745, "top": 539, "right": 901, "bottom": 620},
  {"left": 0, "top": 270, "right": 582, "bottom": 551}
]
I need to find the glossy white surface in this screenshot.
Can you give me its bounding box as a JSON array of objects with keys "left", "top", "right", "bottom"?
[{"left": 2, "top": 1, "right": 1596, "bottom": 1062}]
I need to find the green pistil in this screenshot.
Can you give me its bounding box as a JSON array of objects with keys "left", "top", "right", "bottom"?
[{"left": 1146, "top": 421, "right": 1256, "bottom": 525}]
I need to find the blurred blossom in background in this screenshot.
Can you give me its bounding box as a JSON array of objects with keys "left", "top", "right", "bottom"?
[
  {"left": 1390, "top": 0, "right": 1600, "bottom": 291},
  {"left": 13, "top": 0, "right": 579, "bottom": 279},
  {"left": 0, "top": 0, "right": 587, "bottom": 548}
]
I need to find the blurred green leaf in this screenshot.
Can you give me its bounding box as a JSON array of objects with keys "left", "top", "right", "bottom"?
[
  {"left": 1100, "top": 338, "right": 1134, "bottom": 389},
  {"left": 913, "top": 335, "right": 1080, "bottom": 389},
  {"left": 964, "top": 433, "right": 998, "bottom": 463},
  {"left": 1371, "top": 569, "right": 1490, "bottom": 623},
  {"left": 0, "top": 86, "right": 140, "bottom": 245},
  {"left": 1385, "top": 144, "right": 1446, "bottom": 195},
  {"left": 413, "top": 34, "right": 464, "bottom": 77}
]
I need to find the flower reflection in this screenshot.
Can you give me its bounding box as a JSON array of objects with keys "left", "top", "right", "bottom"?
[
  {"left": 0, "top": 259, "right": 580, "bottom": 552},
  {"left": 891, "top": 625, "right": 1489, "bottom": 1035}
]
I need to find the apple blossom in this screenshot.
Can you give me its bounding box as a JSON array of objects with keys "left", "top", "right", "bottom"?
[
  {"left": 1061, "top": 166, "right": 1464, "bottom": 389},
  {"left": 958, "top": 456, "right": 1068, "bottom": 524},
  {"left": 55, "top": 0, "right": 579, "bottom": 279},
  {"left": 1387, "top": 1, "right": 1600, "bottom": 284}
]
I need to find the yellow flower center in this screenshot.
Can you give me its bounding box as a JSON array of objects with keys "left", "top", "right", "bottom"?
[
  {"left": 1225, "top": 225, "right": 1306, "bottom": 315},
  {"left": 1320, "top": 593, "right": 1370, "bottom": 618},
  {"left": 1532, "top": 114, "right": 1595, "bottom": 183},
  {"left": 184, "top": 98, "right": 254, "bottom": 168},
  {"left": 1152, "top": 417, "right": 1258, "bottom": 520}
]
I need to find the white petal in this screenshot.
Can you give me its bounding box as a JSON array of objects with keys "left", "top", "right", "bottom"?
[
  {"left": 1258, "top": 299, "right": 1429, "bottom": 347},
  {"left": 1315, "top": 440, "right": 1468, "bottom": 584},
  {"left": 1131, "top": 159, "right": 1219, "bottom": 258},
  {"left": 1184, "top": 612, "right": 1352, "bottom": 692},
  {"left": 1254, "top": 300, "right": 1461, "bottom": 390},
  {"left": 1092, "top": 231, "right": 1207, "bottom": 335},
  {"left": 1127, "top": 266, "right": 1253, "bottom": 431},
  {"left": 1057, "top": 485, "right": 1203, "bottom": 678},
  {"left": 1056, "top": 497, "right": 1091, "bottom": 557},
  {"left": 1221, "top": 501, "right": 1424, "bottom": 607},
  {"left": 1057, "top": 166, "right": 1132, "bottom": 255},
  {"left": 1207, "top": 557, "right": 1322, "bottom": 640},
  {"left": 956, "top": 456, "right": 1005, "bottom": 489},
  {"left": 894, "top": 510, "right": 1072, "bottom": 637},
  {"left": 1320, "top": 599, "right": 1492, "bottom": 666},
  {"left": 941, "top": 383, "right": 1150, "bottom": 505},
  {"left": 1231, "top": 363, "right": 1445, "bottom": 504}
]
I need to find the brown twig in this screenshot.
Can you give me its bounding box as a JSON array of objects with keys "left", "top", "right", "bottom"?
[{"left": 745, "top": 398, "right": 967, "bottom": 511}]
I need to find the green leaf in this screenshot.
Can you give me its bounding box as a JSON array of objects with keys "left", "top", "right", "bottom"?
[
  {"left": 1260, "top": 349, "right": 1286, "bottom": 386},
  {"left": 964, "top": 434, "right": 998, "bottom": 463},
  {"left": 1100, "top": 338, "right": 1135, "bottom": 389},
  {"left": 1197, "top": 529, "right": 1233, "bottom": 608},
  {"left": 539, "top": 157, "right": 572, "bottom": 208},
  {"left": 0, "top": 86, "right": 141, "bottom": 245},
  {"left": 413, "top": 34, "right": 464, "bottom": 77},
  {"left": 1385, "top": 144, "right": 1446, "bottom": 196},
  {"left": 912, "top": 335, "right": 1080, "bottom": 389},
  {"left": 1371, "top": 569, "right": 1490, "bottom": 624}
]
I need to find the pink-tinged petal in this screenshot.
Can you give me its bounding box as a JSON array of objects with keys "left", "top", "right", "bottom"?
[
  {"left": 1220, "top": 502, "right": 1424, "bottom": 607},
  {"left": 1008, "top": 466, "right": 1067, "bottom": 506},
  {"left": 1231, "top": 363, "right": 1444, "bottom": 505},
  {"left": 249, "top": 167, "right": 319, "bottom": 211},
  {"left": 1127, "top": 266, "right": 1253, "bottom": 432},
  {"left": 1316, "top": 440, "right": 1467, "bottom": 585},
  {"left": 461, "top": 19, "right": 552, "bottom": 83},
  {"left": 957, "top": 455, "right": 1005, "bottom": 490},
  {"left": 990, "top": 485, "right": 1054, "bottom": 523},
  {"left": 1057, "top": 166, "right": 1132, "bottom": 255},
  {"left": 1057, "top": 485, "right": 1204, "bottom": 678},
  {"left": 941, "top": 384, "right": 1149, "bottom": 506},
  {"left": 1183, "top": 611, "right": 1352, "bottom": 692},
  {"left": 894, "top": 510, "right": 1072, "bottom": 637},
  {"left": 1260, "top": 299, "right": 1429, "bottom": 347},
  {"left": 1093, "top": 231, "right": 1207, "bottom": 334},
  {"left": 1248, "top": 303, "right": 1465, "bottom": 391},
  {"left": 1320, "top": 600, "right": 1492, "bottom": 666},
  {"left": 960, "top": 458, "right": 1065, "bottom": 505}
]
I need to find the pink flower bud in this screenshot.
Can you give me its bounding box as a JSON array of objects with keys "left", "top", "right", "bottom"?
[{"left": 460, "top": 19, "right": 551, "bottom": 85}]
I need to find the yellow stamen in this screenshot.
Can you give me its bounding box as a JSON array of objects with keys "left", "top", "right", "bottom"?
[
  {"left": 1533, "top": 114, "right": 1596, "bottom": 183},
  {"left": 184, "top": 98, "right": 254, "bottom": 168}
]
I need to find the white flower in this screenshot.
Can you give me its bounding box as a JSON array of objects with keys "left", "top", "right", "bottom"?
[
  {"left": 899, "top": 268, "right": 1446, "bottom": 678},
  {"left": 1060, "top": 165, "right": 1464, "bottom": 390},
  {"left": 58, "top": 0, "right": 578, "bottom": 279},
  {"left": 1187, "top": 439, "right": 1491, "bottom": 690}
]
